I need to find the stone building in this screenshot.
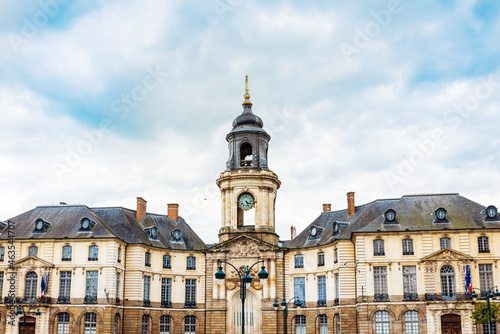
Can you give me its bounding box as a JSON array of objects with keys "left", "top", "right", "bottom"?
[{"left": 1, "top": 77, "right": 499, "bottom": 334}]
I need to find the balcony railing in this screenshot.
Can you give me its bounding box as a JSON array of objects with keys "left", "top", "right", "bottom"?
[
  {"left": 373, "top": 252, "right": 385, "bottom": 256},
  {"left": 84, "top": 296, "right": 97, "bottom": 304},
  {"left": 403, "top": 251, "right": 414, "bottom": 255},
  {"left": 425, "top": 293, "right": 472, "bottom": 301},
  {"left": 185, "top": 301, "right": 196, "bottom": 308},
  {"left": 143, "top": 299, "right": 151, "bottom": 307},
  {"left": 478, "top": 248, "right": 490, "bottom": 254},
  {"left": 374, "top": 293, "right": 389, "bottom": 301},
  {"left": 404, "top": 293, "right": 418, "bottom": 301},
  {"left": 161, "top": 300, "right": 172, "bottom": 308},
  {"left": 4, "top": 296, "right": 51, "bottom": 304},
  {"left": 88, "top": 257, "right": 98, "bottom": 261},
  {"left": 115, "top": 297, "right": 120, "bottom": 305},
  {"left": 317, "top": 299, "right": 326, "bottom": 306},
  {"left": 58, "top": 296, "right": 70, "bottom": 304},
  {"left": 334, "top": 298, "right": 339, "bottom": 305}
]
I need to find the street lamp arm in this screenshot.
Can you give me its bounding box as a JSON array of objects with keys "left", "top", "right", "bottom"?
[
  {"left": 219, "top": 260, "right": 243, "bottom": 280},
  {"left": 246, "top": 259, "right": 264, "bottom": 274}
]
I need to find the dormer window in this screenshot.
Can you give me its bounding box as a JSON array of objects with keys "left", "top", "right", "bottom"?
[
  {"left": 384, "top": 209, "right": 397, "bottom": 224},
  {"left": 170, "top": 229, "right": 183, "bottom": 243},
  {"left": 434, "top": 208, "right": 449, "bottom": 223},
  {"left": 79, "top": 218, "right": 96, "bottom": 232},
  {"left": 308, "top": 225, "right": 323, "bottom": 239},
  {"left": 144, "top": 226, "right": 159, "bottom": 240},
  {"left": 333, "top": 223, "right": 340, "bottom": 236},
  {"left": 485, "top": 205, "right": 498, "bottom": 221},
  {"left": 34, "top": 218, "right": 51, "bottom": 233}
]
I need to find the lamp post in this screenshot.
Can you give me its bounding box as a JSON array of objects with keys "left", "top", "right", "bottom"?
[
  {"left": 15, "top": 306, "right": 41, "bottom": 334},
  {"left": 215, "top": 260, "right": 269, "bottom": 334},
  {"left": 471, "top": 286, "right": 500, "bottom": 334},
  {"left": 273, "top": 296, "right": 301, "bottom": 334}
]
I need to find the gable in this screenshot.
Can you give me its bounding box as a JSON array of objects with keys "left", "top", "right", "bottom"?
[
  {"left": 14, "top": 255, "right": 55, "bottom": 269},
  {"left": 421, "top": 248, "right": 474, "bottom": 262},
  {"left": 208, "top": 234, "right": 279, "bottom": 256}
]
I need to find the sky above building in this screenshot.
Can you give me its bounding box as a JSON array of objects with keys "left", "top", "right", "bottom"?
[{"left": 1, "top": 0, "right": 499, "bottom": 243}]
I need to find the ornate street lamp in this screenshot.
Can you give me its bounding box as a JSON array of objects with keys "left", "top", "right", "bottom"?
[
  {"left": 215, "top": 260, "right": 268, "bottom": 334},
  {"left": 471, "top": 286, "right": 500, "bottom": 334},
  {"left": 273, "top": 296, "right": 301, "bottom": 334},
  {"left": 15, "top": 306, "right": 41, "bottom": 334}
]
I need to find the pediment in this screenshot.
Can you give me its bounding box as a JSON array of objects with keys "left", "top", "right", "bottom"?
[
  {"left": 208, "top": 234, "right": 279, "bottom": 257},
  {"left": 421, "top": 248, "right": 474, "bottom": 262},
  {"left": 14, "top": 255, "right": 55, "bottom": 268}
]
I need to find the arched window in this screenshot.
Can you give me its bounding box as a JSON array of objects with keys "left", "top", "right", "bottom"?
[
  {"left": 373, "top": 239, "right": 385, "bottom": 256},
  {"left": 295, "top": 254, "right": 304, "bottom": 268},
  {"left": 184, "top": 315, "right": 196, "bottom": 334},
  {"left": 478, "top": 236, "right": 489, "bottom": 253},
  {"left": 114, "top": 314, "right": 120, "bottom": 334},
  {"left": 84, "top": 312, "right": 97, "bottom": 334},
  {"left": 240, "top": 142, "right": 253, "bottom": 167},
  {"left": 404, "top": 310, "right": 419, "bottom": 334},
  {"left": 29, "top": 246, "right": 38, "bottom": 257},
  {"left": 88, "top": 245, "right": 98, "bottom": 261},
  {"left": 142, "top": 315, "right": 150, "bottom": 334},
  {"left": 318, "top": 314, "right": 327, "bottom": 334},
  {"left": 163, "top": 255, "right": 171, "bottom": 269},
  {"left": 441, "top": 265, "right": 456, "bottom": 300},
  {"left": 335, "top": 314, "right": 341, "bottom": 333},
  {"left": 57, "top": 312, "right": 70, "bottom": 334},
  {"left": 24, "top": 271, "right": 38, "bottom": 302},
  {"left": 374, "top": 310, "right": 390, "bottom": 334},
  {"left": 440, "top": 237, "right": 451, "bottom": 249},
  {"left": 62, "top": 246, "right": 72, "bottom": 261},
  {"left": 295, "top": 315, "right": 306, "bottom": 334},
  {"left": 160, "top": 315, "right": 171, "bottom": 334}
]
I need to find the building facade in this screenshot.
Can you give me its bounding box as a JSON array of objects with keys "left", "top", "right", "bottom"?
[{"left": 1, "top": 78, "right": 499, "bottom": 334}]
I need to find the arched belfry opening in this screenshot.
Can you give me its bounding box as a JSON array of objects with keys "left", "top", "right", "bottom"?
[
  {"left": 217, "top": 75, "right": 281, "bottom": 245},
  {"left": 240, "top": 142, "right": 253, "bottom": 167}
]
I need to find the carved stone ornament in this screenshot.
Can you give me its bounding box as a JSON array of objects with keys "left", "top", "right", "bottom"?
[
  {"left": 296, "top": 309, "right": 304, "bottom": 316},
  {"left": 186, "top": 310, "right": 195, "bottom": 316},
  {"left": 228, "top": 239, "right": 260, "bottom": 257},
  {"left": 376, "top": 305, "right": 386, "bottom": 310},
  {"left": 162, "top": 310, "right": 171, "bottom": 316}
]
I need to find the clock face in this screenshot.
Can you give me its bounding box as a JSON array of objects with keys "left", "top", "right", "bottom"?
[
  {"left": 310, "top": 226, "right": 317, "bottom": 236},
  {"left": 151, "top": 228, "right": 158, "bottom": 238},
  {"left": 386, "top": 210, "right": 395, "bottom": 221},
  {"left": 436, "top": 209, "right": 446, "bottom": 220},
  {"left": 238, "top": 193, "right": 255, "bottom": 210},
  {"left": 487, "top": 206, "right": 497, "bottom": 218},
  {"left": 36, "top": 221, "right": 44, "bottom": 230},
  {"left": 82, "top": 219, "right": 90, "bottom": 229}
]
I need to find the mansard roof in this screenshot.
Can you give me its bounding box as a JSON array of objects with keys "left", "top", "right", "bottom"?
[
  {"left": 288, "top": 193, "right": 500, "bottom": 248},
  {"left": 2, "top": 205, "right": 206, "bottom": 250}
]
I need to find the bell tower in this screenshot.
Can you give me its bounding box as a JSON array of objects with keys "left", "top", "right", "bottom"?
[{"left": 217, "top": 76, "right": 281, "bottom": 245}]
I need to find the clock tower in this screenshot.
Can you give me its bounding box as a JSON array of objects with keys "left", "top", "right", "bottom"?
[{"left": 217, "top": 76, "right": 281, "bottom": 245}]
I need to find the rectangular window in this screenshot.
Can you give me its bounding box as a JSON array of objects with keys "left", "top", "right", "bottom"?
[
  {"left": 0, "top": 247, "right": 4, "bottom": 261},
  {"left": 186, "top": 256, "right": 196, "bottom": 270},
  {"left": 161, "top": 278, "right": 172, "bottom": 307},
  {"left": 403, "top": 266, "right": 417, "bottom": 300},
  {"left": 440, "top": 237, "right": 451, "bottom": 250},
  {"left": 115, "top": 272, "right": 120, "bottom": 303},
  {"left": 294, "top": 277, "right": 305, "bottom": 305},
  {"left": 373, "top": 240, "right": 385, "bottom": 256},
  {"left": 295, "top": 254, "right": 304, "bottom": 269},
  {"left": 478, "top": 237, "right": 490, "bottom": 253},
  {"left": 479, "top": 264, "right": 493, "bottom": 293},
  {"left": 85, "top": 271, "right": 98, "bottom": 303},
  {"left": 334, "top": 248, "right": 338, "bottom": 263},
  {"left": 88, "top": 245, "right": 98, "bottom": 261},
  {"left": 483, "top": 323, "right": 497, "bottom": 334},
  {"left": 402, "top": 239, "right": 414, "bottom": 255},
  {"left": 373, "top": 266, "right": 388, "bottom": 301},
  {"left": 0, "top": 272, "right": 3, "bottom": 299},
  {"left": 145, "top": 253, "right": 151, "bottom": 267},
  {"left": 317, "top": 275, "right": 326, "bottom": 306},
  {"left": 318, "top": 252, "right": 325, "bottom": 267},
  {"left": 62, "top": 246, "right": 72, "bottom": 261},
  {"left": 335, "top": 273, "right": 340, "bottom": 304},
  {"left": 59, "top": 271, "right": 71, "bottom": 302},
  {"left": 185, "top": 279, "right": 196, "bottom": 308},
  {"left": 143, "top": 276, "right": 151, "bottom": 305},
  {"left": 163, "top": 255, "right": 171, "bottom": 269}
]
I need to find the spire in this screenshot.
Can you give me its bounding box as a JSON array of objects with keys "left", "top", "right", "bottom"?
[{"left": 242, "top": 75, "right": 253, "bottom": 106}]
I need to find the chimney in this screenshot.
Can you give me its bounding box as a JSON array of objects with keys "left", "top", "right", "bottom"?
[
  {"left": 59, "top": 202, "right": 67, "bottom": 205},
  {"left": 291, "top": 226, "right": 296, "bottom": 240},
  {"left": 136, "top": 197, "right": 147, "bottom": 221},
  {"left": 168, "top": 203, "right": 179, "bottom": 222},
  {"left": 323, "top": 203, "right": 331, "bottom": 212},
  {"left": 347, "top": 192, "right": 355, "bottom": 217}
]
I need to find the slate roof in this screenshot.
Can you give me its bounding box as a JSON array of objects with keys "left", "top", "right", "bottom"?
[
  {"left": 2, "top": 205, "right": 207, "bottom": 250},
  {"left": 288, "top": 193, "right": 500, "bottom": 248}
]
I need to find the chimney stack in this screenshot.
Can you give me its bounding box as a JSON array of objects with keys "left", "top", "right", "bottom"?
[
  {"left": 347, "top": 192, "right": 355, "bottom": 217},
  {"left": 323, "top": 203, "right": 331, "bottom": 212},
  {"left": 168, "top": 203, "right": 179, "bottom": 222},
  {"left": 136, "top": 197, "right": 147, "bottom": 221},
  {"left": 291, "top": 226, "right": 296, "bottom": 240}
]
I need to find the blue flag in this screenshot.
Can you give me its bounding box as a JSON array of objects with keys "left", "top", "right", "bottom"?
[{"left": 465, "top": 265, "right": 472, "bottom": 294}]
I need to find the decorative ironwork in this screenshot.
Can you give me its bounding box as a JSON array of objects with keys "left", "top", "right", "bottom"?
[{"left": 374, "top": 293, "right": 389, "bottom": 301}]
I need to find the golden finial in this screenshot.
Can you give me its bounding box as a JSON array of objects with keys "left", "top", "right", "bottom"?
[{"left": 242, "top": 74, "right": 252, "bottom": 106}]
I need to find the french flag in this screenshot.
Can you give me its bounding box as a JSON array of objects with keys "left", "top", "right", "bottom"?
[
  {"left": 465, "top": 265, "right": 472, "bottom": 294},
  {"left": 40, "top": 273, "right": 49, "bottom": 298}
]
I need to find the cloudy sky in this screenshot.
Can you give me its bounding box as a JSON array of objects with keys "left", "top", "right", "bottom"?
[{"left": 1, "top": 0, "right": 499, "bottom": 243}]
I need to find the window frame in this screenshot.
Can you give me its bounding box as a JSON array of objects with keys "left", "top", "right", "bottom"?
[
  {"left": 57, "top": 312, "right": 70, "bottom": 334},
  {"left": 185, "top": 278, "right": 197, "bottom": 308},
  {"left": 184, "top": 315, "right": 196, "bottom": 334},
  {"left": 88, "top": 245, "right": 99, "bottom": 261},
  {"left": 373, "top": 266, "right": 388, "bottom": 301},
  {"left": 373, "top": 239, "right": 385, "bottom": 256},
  {"left": 478, "top": 236, "right": 490, "bottom": 253},
  {"left": 29, "top": 246, "right": 38, "bottom": 257},
  {"left": 294, "top": 277, "right": 306, "bottom": 305},
  {"left": 318, "top": 252, "right": 325, "bottom": 267},
  {"left": 186, "top": 256, "right": 196, "bottom": 270},
  {"left": 402, "top": 239, "right": 414, "bottom": 256},
  {"left": 317, "top": 275, "right": 326, "bottom": 306},
  {"left": 161, "top": 277, "right": 172, "bottom": 307},
  {"left": 145, "top": 252, "right": 151, "bottom": 267},
  {"left": 440, "top": 237, "right": 451, "bottom": 250},
  {"left": 62, "top": 246, "right": 72, "bottom": 261},
  {"left": 295, "top": 254, "right": 304, "bottom": 269},
  {"left": 404, "top": 310, "right": 419, "bottom": 334},
  {"left": 374, "top": 310, "right": 390, "bottom": 334},
  {"left": 163, "top": 255, "right": 171, "bottom": 269},
  {"left": 84, "top": 312, "right": 97, "bottom": 334}
]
